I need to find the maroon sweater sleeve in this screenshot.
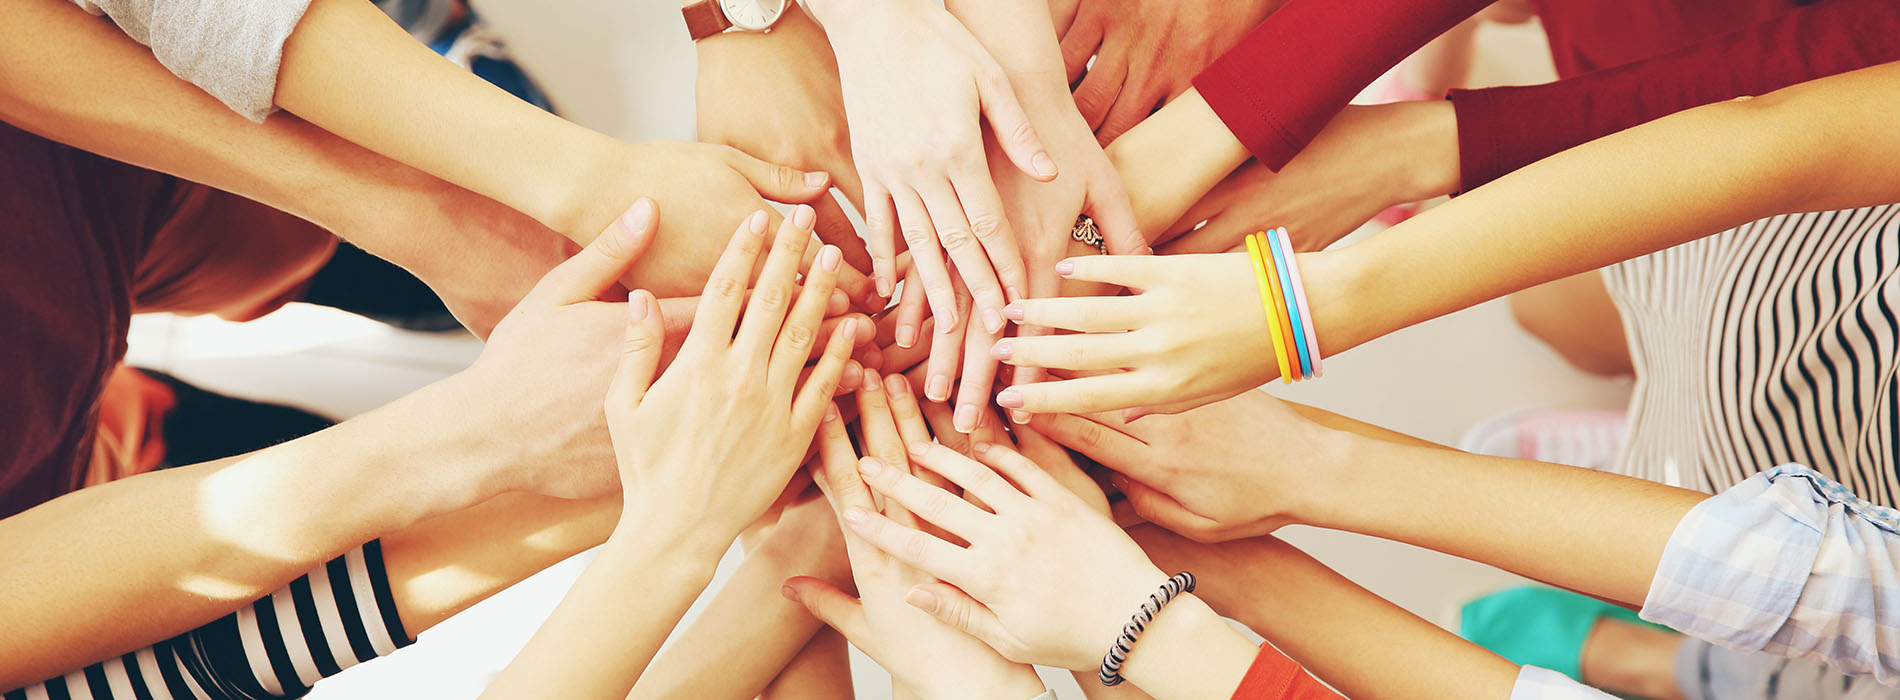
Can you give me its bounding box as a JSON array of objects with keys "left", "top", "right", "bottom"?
[
  {"left": 1191, "top": 0, "right": 1496, "bottom": 171},
  {"left": 1449, "top": 0, "right": 1900, "bottom": 192}
]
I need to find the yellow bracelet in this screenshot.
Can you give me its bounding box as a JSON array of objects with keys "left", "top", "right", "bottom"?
[{"left": 1246, "top": 233, "right": 1294, "bottom": 384}]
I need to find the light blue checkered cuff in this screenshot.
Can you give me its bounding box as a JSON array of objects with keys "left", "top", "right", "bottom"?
[{"left": 1511, "top": 665, "right": 1616, "bottom": 699}]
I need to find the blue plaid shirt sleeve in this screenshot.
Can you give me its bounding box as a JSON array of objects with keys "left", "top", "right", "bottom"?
[
  {"left": 1640, "top": 463, "right": 1900, "bottom": 685},
  {"left": 1509, "top": 666, "right": 1617, "bottom": 699}
]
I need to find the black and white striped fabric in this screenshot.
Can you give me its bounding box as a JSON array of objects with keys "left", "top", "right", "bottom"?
[
  {"left": 5, "top": 540, "right": 412, "bottom": 700},
  {"left": 1604, "top": 205, "right": 1900, "bottom": 505}
]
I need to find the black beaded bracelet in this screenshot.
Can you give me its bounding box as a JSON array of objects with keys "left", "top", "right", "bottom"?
[{"left": 1098, "top": 571, "right": 1197, "bottom": 686}]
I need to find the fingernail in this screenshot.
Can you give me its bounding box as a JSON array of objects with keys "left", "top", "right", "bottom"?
[
  {"left": 1003, "top": 303, "right": 1025, "bottom": 322},
  {"left": 990, "top": 340, "right": 1012, "bottom": 360},
  {"left": 887, "top": 375, "right": 910, "bottom": 398},
  {"left": 820, "top": 245, "right": 841, "bottom": 271},
  {"left": 862, "top": 370, "right": 882, "bottom": 392},
  {"left": 859, "top": 458, "right": 884, "bottom": 476},
  {"left": 1032, "top": 152, "right": 1058, "bottom": 179},
  {"left": 954, "top": 404, "right": 977, "bottom": 433},
  {"left": 1011, "top": 409, "right": 1030, "bottom": 425},
  {"left": 1006, "top": 286, "right": 1023, "bottom": 303},
  {"left": 973, "top": 442, "right": 990, "bottom": 454},
  {"left": 1140, "top": 246, "right": 1156, "bottom": 256},
  {"left": 792, "top": 204, "right": 816, "bottom": 230},
  {"left": 619, "top": 198, "right": 656, "bottom": 236},
  {"left": 996, "top": 389, "right": 1025, "bottom": 409},
  {"left": 627, "top": 291, "right": 650, "bottom": 321},
  {"left": 840, "top": 361, "right": 861, "bottom": 390},
  {"left": 926, "top": 374, "right": 951, "bottom": 402},
  {"left": 1056, "top": 259, "right": 1075, "bottom": 277},
  {"left": 844, "top": 508, "right": 868, "bottom": 525},
  {"left": 1110, "top": 474, "right": 1129, "bottom": 490},
  {"left": 824, "top": 404, "right": 839, "bottom": 422},
  {"left": 896, "top": 324, "right": 918, "bottom": 349},
  {"left": 982, "top": 308, "right": 1005, "bottom": 334},
  {"left": 782, "top": 584, "right": 801, "bottom": 602},
  {"left": 906, "top": 587, "right": 940, "bottom": 613},
  {"left": 805, "top": 171, "right": 829, "bottom": 189},
  {"left": 907, "top": 442, "right": 929, "bottom": 456},
  {"left": 876, "top": 273, "right": 894, "bottom": 299},
  {"left": 747, "top": 210, "right": 768, "bottom": 234}
]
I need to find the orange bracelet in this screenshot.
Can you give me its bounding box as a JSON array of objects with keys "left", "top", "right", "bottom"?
[{"left": 1246, "top": 233, "right": 1294, "bottom": 383}]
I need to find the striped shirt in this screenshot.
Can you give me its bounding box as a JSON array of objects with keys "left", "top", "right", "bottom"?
[
  {"left": 1603, "top": 205, "right": 1900, "bottom": 504},
  {"left": 5, "top": 540, "right": 411, "bottom": 700}
]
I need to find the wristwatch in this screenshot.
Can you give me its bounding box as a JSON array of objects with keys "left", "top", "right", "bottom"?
[{"left": 683, "top": 0, "right": 790, "bottom": 40}]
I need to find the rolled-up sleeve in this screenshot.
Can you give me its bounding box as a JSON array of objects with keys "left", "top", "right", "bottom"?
[
  {"left": 1642, "top": 464, "right": 1900, "bottom": 686},
  {"left": 70, "top": 0, "right": 314, "bottom": 121},
  {"left": 1510, "top": 666, "right": 1616, "bottom": 699}
]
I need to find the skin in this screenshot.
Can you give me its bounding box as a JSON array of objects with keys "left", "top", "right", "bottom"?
[
  {"left": 482, "top": 205, "right": 858, "bottom": 699},
  {"left": 995, "top": 62, "right": 1900, "bottom": 416}
]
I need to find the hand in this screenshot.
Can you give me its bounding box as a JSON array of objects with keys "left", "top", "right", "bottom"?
[
  {"left": 605, "top": 203, "right": 859, "bottom": 542},
  {"left": 811, "top": 0, "right": 1056, "bottom": 336},
  {"left": 1157, "top": 102, "right": 1461, "bottom": 255},
  {"left": 1055, "top": 0, "right": 1284, "bottom": 143},
  {"left": 573, "top": 139, "right": 878, "bottom": 310},
  {"left": 458, "top": 199, "right": 672, "bottom": 500},
  {"left": 694, "top": 5, "right": 872, "bottom": 272},
  {"left": 1030, "top": 391, "right": 1341, "bottom": 542},
  {"left": 785, "top": 373, "right": 1047, "bottom": 700},
  {"left": 840, "top": 440, "right": 1169, "bottom": 671},
  {"left": 991, "top": 252, "right": 1278, "bottom": 416}
]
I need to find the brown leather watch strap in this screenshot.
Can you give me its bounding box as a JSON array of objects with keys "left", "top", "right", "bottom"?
[{"left": 682, "top": 0, "right": 732, "bottom": 40}]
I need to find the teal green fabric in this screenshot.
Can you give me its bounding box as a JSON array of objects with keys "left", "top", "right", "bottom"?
[{"left": 1458, "top": 586, "right": 1664, "bottom": 682}]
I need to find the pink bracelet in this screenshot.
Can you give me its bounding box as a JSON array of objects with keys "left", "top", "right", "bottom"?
[{"left": 1275, "top": 227, "right": 1322, "bottom": 378}]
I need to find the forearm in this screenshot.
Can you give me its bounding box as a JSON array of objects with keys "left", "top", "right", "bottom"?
[
  {"left": 1325, "top": 63, "right": 1900, "bottom": 354},
  {"left": 1132, "top": 528, "right": 1521, "bottom": 700},
  {"left": 1113, "top": 594, "right": 1259, "bottom": 700},
  {"left": 760, "top": 628, "right": 855, "bottom": 700},
  {"left": 0, "top": 0, "right": 556, "bottom": 335},
  {"left": 0, "top": 375, "right": 511, "bottom": 688},
  {"left": 1308, "top": 434, "right": 1703, "bottom": 606},
  {"left": 275, "top": 0, "right": 629, "bottom": 240},
  {"left": 481, "top": 526, "right": 727, "bottom": 699}
]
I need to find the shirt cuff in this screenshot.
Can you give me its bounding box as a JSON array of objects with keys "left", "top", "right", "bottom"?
[
  {"left": 1511, "top": 666, "right": 1617, "bottom": 699},
  {"left": 1639, "top": 464, "right": 1829, "bottom": 650},
  {"left": 1027, "top": 691, "right": 1056, "bottom": 700}
]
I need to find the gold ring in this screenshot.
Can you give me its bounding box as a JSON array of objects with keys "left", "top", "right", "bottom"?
[{"left": 1072, "top": 215, "right": 1106, "bottom": 254}]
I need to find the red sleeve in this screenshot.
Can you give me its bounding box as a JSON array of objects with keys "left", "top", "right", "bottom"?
[
  {"left": 1191, "top": 0, "right": 1495, "bottom": 172},
  {"left": 1229, "top": 643, "right": 1346, "bottom": 700},
  {"left": 1449, "top": 0, "right": 1900, "bottom": 192}
]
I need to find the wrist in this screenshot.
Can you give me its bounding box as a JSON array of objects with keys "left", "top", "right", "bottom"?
[
  {"left": 1389, "top": 100, "right": 1461, "bottom": 201},
  {"left": 1116, "top": 594, "right": 1256, "bottom": 697},
  {"left": 1295, "top": 247, "right": 1376, "bottom": 358},
  {"left": 613, "top": 500, "right": 742, "bottom": 562},
  {"left": 918, "top": 667, "right": 1044, "bottom": 700}
]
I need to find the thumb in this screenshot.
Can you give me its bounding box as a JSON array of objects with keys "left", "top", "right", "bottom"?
[
  {"left": 783, "top": 576, "right": 871, "bottom": 641},
  {"left": 527, "top": 198, "right": 660, "bottom": 307},
  {"left": 727, "top": 150, "right": 832, "bottom": 204},
  {"left": 975, "top": 69, "right": 1056, "bottom": 182},
  {"left": 906, "top": 582, "right": 1022, "bottom": 661},
  {"left": 605, "top": 290, "right": 665, "bottom": 413}
]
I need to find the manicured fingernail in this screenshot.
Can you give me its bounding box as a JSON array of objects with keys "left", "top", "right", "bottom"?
[
  {"left": 824, "top": 404, "right": 840, "bottom": 422},
  {"left": 990, "top": 340, "right": 1012, "bottom": 360},
  {"left": 747, "top": 210, "right": 768, "bottom": 234},
  {"left": 906, "top": 587, "right": 940, "bottom": 613},
  {"left": 862, "top": 370, "right": 882, "bottom": 392},
  {"left": 1055, "top": 259, "right": 1075, "bottom": 276},
  {"left": 820, "top": 245, "right": 840, "bottom": 271},
  {"left": 844, "top": 508, "right": 868, "bottom": 525},
  {"left": 859, "top": 457, "right": 884, "bottom": 476},
  {"left": 996, "top": 389, "right": 1025, "bottom": 409},
  {"left": 876, "top": 269, "right": 894, "bottom": 299},
  {"left": 805, "top": 171, "right": 829, "bottom": 189},
  {"left": 887, "top": 375, "right": 910, "bottom": 398},
  {"left": 926, "top": 374, "right": 951, "bottom": 402},
  {"left": 896, "top": 324, "right": 918, "bottom": 349},
  {"left": 1003, "top": 303, "right": 1025, "bottom": 322},
  {"left": 1032, "top": 152, "right": 1058, "bottom": 179},
  {"left": 973, "top": 442, "right": 991, "bottom": 454},
  {"left": 1010, "top": 409, "right": 1030, "bottom": 425},
  {"left": 982, "top": 308, "right": 1005, "bottom": 334},
  {"left": 627, "top": 291, "right": 650, "bottom": 321},
  {"left": 955, "top": 404, "right": 977, "bottom": 433},
  {"left": 782, "top": 584, "right": 801, "bottom": 602},
  {"left": 619, "top": 198, "right": 656, "bottom": 236},
  {"left": 792, "top": 204, "right": 816, "bottom": 229}
]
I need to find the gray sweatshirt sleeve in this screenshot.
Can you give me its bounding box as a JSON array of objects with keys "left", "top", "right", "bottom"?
[{"left": 72, "top": 0, "right": 314, "bottom": 122}]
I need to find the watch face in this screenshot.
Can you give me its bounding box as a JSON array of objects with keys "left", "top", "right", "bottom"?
[{"left": 719, "top": 0, "right": 786, "bottom": 31}]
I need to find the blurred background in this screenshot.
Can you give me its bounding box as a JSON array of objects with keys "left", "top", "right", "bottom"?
[{"left": 122, "top": 3, "right": 1628, "bottom": 697}]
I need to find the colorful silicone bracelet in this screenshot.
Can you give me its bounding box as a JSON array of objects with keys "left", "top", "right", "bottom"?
[
  {"left": 1276, "top": 227, "right": 1323, "bottom": 378},
  {"left": 1265, "top": 228, "right": 1312, "bottom": 380},
  {"left": 1245, "top": 234, "right": 1294, "bottom": 383},
  {"left": 1258, "top": 232, "right": 1300, "bottom": 382}
]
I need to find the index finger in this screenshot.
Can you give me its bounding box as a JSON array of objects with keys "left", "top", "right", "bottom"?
[{"left": 683, "top": 210, "right": 771, "bottom": 353}]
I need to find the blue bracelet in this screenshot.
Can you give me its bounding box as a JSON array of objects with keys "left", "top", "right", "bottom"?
[{"left": 1266, "top": 229, "right": 1313, "bottom": 379}]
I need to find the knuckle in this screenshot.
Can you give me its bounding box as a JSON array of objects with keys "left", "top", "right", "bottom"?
[
  {"left": 621, "top": 332, "right": 659, "bottom": 356},
  {"left": 901, "top": 532, "right": 930, "bottom": 562},
  {"left": 1007, "top": 120, "right": 1038, "bottom": 148},
  {"left": 938, "top": 227, "right": 975, "bottom": 252},
  {"left": 753, "top": 285, "right": 789, "bottom": 309},
  {"left": 782, "top": 323, "right": 816, "bottom": 350},
  {"left": 902, "top": 225, "right": 935, "bottom": 248},
  {"left": 967, "top": 211, "right": 1007, "bottom": 240},
  {"left": 709, "top": 275, "right": 744, "bottom": 300}
]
